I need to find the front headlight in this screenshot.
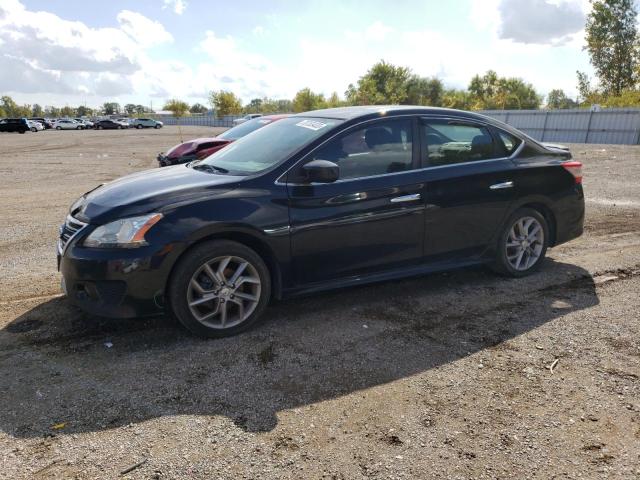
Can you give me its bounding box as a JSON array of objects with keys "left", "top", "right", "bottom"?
[{"left": 83, "top": 213, "right": 163, "bottom": 248}]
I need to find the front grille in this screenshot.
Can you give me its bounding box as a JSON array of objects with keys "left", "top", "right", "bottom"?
[{"left": 58, "top": 215, "right": 87, "bottom": 254}]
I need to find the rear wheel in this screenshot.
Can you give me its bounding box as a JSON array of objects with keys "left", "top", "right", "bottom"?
[
  {"left": 168, "top": 240, "right": 271, "bottom": 338},
  {"left": 136, "top": 124, "right": 143, "bottom": 129},
  {"left": 492, "top": 208, "right": 548, "bottom": 277},
  {"left": 56, "top": 126, "right": 62, "bottom": 130}
]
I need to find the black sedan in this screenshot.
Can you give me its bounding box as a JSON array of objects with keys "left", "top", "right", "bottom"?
[
  {"left": 94, "top": 119, "right": 126, "bottom": 130},
  {"left": 57, "top": 106, "right": 584, "bottom": 338}
]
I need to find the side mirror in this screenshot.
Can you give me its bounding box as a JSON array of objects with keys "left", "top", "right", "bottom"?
[{"left": 302, "top": 160, "right": 339, "bottom": 183}]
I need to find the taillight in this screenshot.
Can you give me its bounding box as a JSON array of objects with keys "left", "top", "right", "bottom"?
[{"left": 562, "top": 161, "right": 582, "bottom": 184}]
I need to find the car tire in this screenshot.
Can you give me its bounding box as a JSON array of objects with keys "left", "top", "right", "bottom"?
[
  {"left": 118, "top": 125, "right": 122, "bottom": 129},
  {"left": 154, "top": 124, "right": 161, "bottom": 129},
  {"left": 76, "top": 126, "right": 82, "bottom": 130},
  {"left": 31, "top": 127, "right": 37, "bottom": 132},
  {"left": 136, "top": 124, "right": 142, "bottom": 129},
  {"left": 56, "top": 126, "right": 62, "bottom": 130},
  {"left": 97, "top": 125, "right": 102, "bottom": 130},
  {"left": 492, "top": 207, "right": 549, "bottom": 277},
  {"left": 168, "top": 240, "right": 271, "bottom": 338}
]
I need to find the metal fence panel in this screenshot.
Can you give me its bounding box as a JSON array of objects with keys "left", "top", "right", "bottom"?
[{"left": 480, "top": 108, "right": 640, "bottom": 145}]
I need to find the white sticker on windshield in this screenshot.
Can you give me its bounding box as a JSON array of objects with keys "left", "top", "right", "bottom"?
[
  {"left": 295, "top": 120, "right": 327, "bottom": 131},
  {"left": 257, "top": 119, "right": 272, "bottom": 124}
]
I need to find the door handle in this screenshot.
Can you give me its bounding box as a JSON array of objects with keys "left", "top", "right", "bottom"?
[
  {"left": 390, "top": 193, "right": 421, "bottom": 203},
  {"left": 489, "top": 181, "right": 514, "bottom": 190}
]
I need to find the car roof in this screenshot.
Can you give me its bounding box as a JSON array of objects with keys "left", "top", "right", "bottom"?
[
  {"left": 294, "top": 105, "right": 497, "bottom": 122},
  {"left": 261, "top": 114, "right": 292, "bottom": 120}
]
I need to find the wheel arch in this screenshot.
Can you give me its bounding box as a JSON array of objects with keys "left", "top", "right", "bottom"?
[
  {"left": 515, "top": 201, "right": 557, "bottom": 247},
  {"left": 168, "top": 229, "right": 284, "bottom": 300}
]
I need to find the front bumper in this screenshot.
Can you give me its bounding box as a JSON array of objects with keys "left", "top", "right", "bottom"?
[{"left": 58, "top": 244, "right": 173, "bottom": 319}]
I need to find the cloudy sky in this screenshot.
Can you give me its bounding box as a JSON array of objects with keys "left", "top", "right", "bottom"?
[{"left": 0, "top": 0, "right": 594, "bottom": 109}]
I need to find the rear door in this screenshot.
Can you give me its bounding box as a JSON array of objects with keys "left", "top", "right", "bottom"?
[
  {"left": 287, "top": 117, "right": 426, "bottom": 285},
  {"left": 419, "top": 117, "right": 519, "bottom": 262}
]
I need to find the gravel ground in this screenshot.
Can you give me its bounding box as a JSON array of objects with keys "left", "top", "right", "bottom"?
[{"left": 0, "top": 128, "right": 639, "bottom": 479}]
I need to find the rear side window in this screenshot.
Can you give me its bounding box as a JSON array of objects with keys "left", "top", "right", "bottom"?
[
  {"left": 309, "top": 119, "right": 413, "bottom": 180},
  {"left": 496, "top": 130, "right": 522, "bottom": 155},
  {"left": 421, "top": 120, "right": 500, "bottom": 166}
]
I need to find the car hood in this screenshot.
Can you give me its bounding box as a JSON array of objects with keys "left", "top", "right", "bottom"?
[{"left": 71, "top": 164, "right": 242, "bottom": 224}]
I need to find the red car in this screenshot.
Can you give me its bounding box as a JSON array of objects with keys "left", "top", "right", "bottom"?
[{"left": 157, "top": 114, "right": 291, "bottom": 167}]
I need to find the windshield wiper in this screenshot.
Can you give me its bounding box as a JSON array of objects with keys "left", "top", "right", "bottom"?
[{"left": 191, "top": 163, "right": 229, "bottom": 174}]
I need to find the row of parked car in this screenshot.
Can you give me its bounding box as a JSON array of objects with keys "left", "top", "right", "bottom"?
[{"left": 0, "top": 117, "right": 164, "bottom": 133}]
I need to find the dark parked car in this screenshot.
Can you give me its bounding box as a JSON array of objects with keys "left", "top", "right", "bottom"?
[
  {"left": 29, "top": 117, "right": 54, "bottom": 129},
  {"left": 94, "top": 119, "right": 126, "bottom": 130},
  {"left": 58, "top": 106, "right": 584, "bottom": 338},
  {"left": 0, "top": 118, "right": 30, "bottom": 133},
  {"left": 157, "top": 114, "right": 290, "bottom": 166}
]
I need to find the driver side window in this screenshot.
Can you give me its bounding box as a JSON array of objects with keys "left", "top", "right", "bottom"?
[{"left": 310, "top": 119, "right": 413, "bottom": 180}]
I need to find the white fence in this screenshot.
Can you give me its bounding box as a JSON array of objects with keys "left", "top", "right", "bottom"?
[
  {"left": 151, "top": 109, "right": 640, "bottom": 145},
  {"left": 480, "top": 108, "right": 640, "bottom": 145}
]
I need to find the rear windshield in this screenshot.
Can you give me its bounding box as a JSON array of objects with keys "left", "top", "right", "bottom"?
[
  {"left": 200, "top": 117, "right": 341, "bottom": 174},
  {"left": 218, "top": 117, "right": 274, "bottom": 140}
]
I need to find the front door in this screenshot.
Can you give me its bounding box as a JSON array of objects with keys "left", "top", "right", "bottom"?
[{"left": 287, "top": 117, "right": 426, "bottom": 286}]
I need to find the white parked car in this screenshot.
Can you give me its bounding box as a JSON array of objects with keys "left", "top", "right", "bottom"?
[
  {"left": 75, "top": 118, "right": 94, "bottom": 128},
  {"left": 130, "top": 118, "right": 163, "bottom": 129},
  {"left": 27, "top": 120, "right": 44, "bottom": 132},
  {"left": 233, "top": 113, "right": 262, "bottom": 125},
  {"left": 53, "top": 119, "right": 85, "bottom": 130}
]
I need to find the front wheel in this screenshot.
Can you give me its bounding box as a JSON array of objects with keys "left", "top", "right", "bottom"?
[
  {"left": 56, "top": 126, "right": 62, "bottom": 130},
  {"left": 136, "top": 124, "right": 142, "bottom": 129},
  {"left": 492, "top": 208, "right": 549, "bottom": 277},
  {"left": 168, "top": 240, "right": 271, "bottom": 338},
  {"left": 154, "top": 124, "right": 161, "bottom": 129},
  {"left": 31, "top": 127, "right": 37, "bottom": 132}
]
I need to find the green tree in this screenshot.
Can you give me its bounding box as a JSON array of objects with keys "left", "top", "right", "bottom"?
[
  {"left": 546, "top": 89, "right": 578, "bottom": 109},
  {"left": 190, "top": 102, "right": 208, "bottom": 114},
  {"left": 60, "top": 106, "right": 75, "bottom": 117},
  {"left": 442, "top": 89, "right": 473, "bottom": 110},
  {"left": 292, "top": 88, "right": 326, "bottom": 112},
  {"left": 31, "top": 104, "right": 44, "bottom": 117},
  {"left": 406, "top": 76, "right": 444, "bottom": 106},
  {"left": 1, "top": 96, "right": 19, "bottom": 116},
  {"left": 135, "top": 105, "right": 148, "bottom": 114},
  {"left": 244, "top": 98, "right": 263, "bottom": 114},
  {"left": 468, "top": 70, "right": 540, "bottom": 109},
  {"left": 0, "top": 106, "right": 5, "bottom": 118},
  {"left": 124, "top": 104, "right": 137, "bottom": 115},
  {"left": 347, "top": 60, "right": 411, "bottom": 105},
  {"left": 208, "top": 90, "right": 243, "bottom": 117},
  {"left": 326, "top": 91, "right": 343, "bottom": 108},
  {"left": 163, "top": 99, "right": 190, "bottom": 142},
  {"left": 102, "top": 102, "right": 120, "bottom": 115},
  {"left": 46, "top": 106, "right": 61, "bottom": 118},
  {"left": 76, "top": 105, "right": 93, "bottom": 117},
  {"left": 585, "top": 0, "right": 639, "bottom": 96},
  {"left": 275, "top": 99, "right": 293, "bottom": 112}
]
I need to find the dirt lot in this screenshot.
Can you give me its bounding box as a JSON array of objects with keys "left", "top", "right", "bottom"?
[{"left": 0, "top": 127, "right": 639, "bottom": 479}]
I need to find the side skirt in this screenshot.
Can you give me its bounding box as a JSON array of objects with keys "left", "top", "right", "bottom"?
[{"left": 282, "top": 258, "right": 490, "bottom": 299}]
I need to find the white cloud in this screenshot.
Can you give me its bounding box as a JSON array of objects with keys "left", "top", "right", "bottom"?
[
  {"left": 117, "top": 10, "right": 174, "bottom": 47},
  {"left": 162, "top": 0, "right": 187, "bottom": 15},
  {"left": 498, "top": 0, "right": 585, "bottom": 45},
  {"left": 0, "top": 0, "right": 175, "bottom": 105}
]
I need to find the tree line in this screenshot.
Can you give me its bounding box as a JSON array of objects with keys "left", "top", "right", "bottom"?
[{"left": 2, "top": 1, "right": 639, "bottom": 119}]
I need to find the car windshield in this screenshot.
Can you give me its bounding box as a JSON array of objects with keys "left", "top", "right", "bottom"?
[
  {"left": 198, "top": 117, "right": 341, "bottom": 175},
  {"left": 217, "top": 117, "right": 275, "bottom": 141}
]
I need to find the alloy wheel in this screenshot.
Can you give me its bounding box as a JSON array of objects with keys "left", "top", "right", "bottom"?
[
  {"left": 187, "top": 255, "right": 261, "bottom": 329},
  {"left": 505, "top": 216, "right": 544, "bottom": 271}
]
